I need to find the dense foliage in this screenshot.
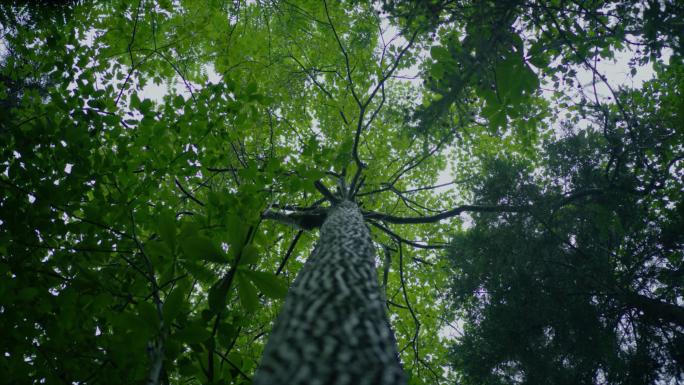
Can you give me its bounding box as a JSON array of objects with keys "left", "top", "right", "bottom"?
[
  {"left": 449, "top": 64, "right": 684, "bottom": 384},
  {"left": 1, "top": 0, "right": 682, "bottom": 384},
  {"left": 382, "top": 1, "right": 683, "bottom": 383}
]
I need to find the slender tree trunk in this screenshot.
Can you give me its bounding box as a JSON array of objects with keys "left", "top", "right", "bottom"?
[{"left": 253, "top": 200, "right": 406, "bottom": 385}]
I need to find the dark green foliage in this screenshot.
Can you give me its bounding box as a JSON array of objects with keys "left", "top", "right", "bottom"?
[
  {"left": 447, "top": 63, "right": 684, "bottom": 384},
  {"left": 385, "top": 0, "right": 684, "bottom": 134}
]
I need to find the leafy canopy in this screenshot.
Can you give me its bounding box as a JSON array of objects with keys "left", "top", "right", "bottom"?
[{"left": 1, "top": 0, "right": 683, "bottom": 385}]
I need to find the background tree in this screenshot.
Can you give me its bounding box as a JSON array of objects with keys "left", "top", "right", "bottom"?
[
  {"left": 447, "top": 63, "right": 684, "bottom": 384},
  {"left": 380, "top": 0, "right": 683, "bottom": 383}
]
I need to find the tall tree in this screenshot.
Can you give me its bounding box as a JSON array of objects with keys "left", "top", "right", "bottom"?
[{"left": 255, "top": 199, "right": 406, "bottom": 384}]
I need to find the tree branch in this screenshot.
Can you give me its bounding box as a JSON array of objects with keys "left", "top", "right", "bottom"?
[
  {"left": 262, "top": 208, "right": 328, "bottom": 230},
  {"left": 323, "top": 0, "right": 362, "bottom": 108},
  {"left": 368, "top": 220, "right": 449, "bottom": 249},
  {"left": 175, "top": 178, "right": 205, "bottom": 206},
  {"left": 349, "top": 29, "right": 420, "bottom": 196},
  {"left": 364, "top": 204, "right": 524, "bottom": 224},
  {"left": 397, "top": 242, "right": 420, "bottom": 365},
  {"left": 314, "top": 180, "right": 339, "bottom": 203},
  {"left": 129, "top": 209, "right": 165, "bottom": 385},
  {"left": 276, "top": 230, "right": 304, "bottom": 276}
]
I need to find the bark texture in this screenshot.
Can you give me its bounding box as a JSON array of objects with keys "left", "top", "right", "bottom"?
[{"left": 253, "top": 200, "right": 406, "bottom": 385}]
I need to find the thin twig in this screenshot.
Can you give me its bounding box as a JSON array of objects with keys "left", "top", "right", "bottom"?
[
  {"left": 276, "top": 230, "right": 304, "bottom": 276},
  {"left": 174, "top": 178, "right": 205, "bottom": 206},
  {"left": 397, "top": 243, "right": 420, "bottom": 366},
  {"left": 368, "top": 220, "right": 449, "bottom": 250}
]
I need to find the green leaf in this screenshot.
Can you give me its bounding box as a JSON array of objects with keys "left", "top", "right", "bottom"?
[
  {"left": 158, "top": 210, "right": 176, "bottom": 250},
  {"left": 246, "top": 81, "right": 258, "bottom": 95},
  {"left": 140, "top": 98, "right": 154, "bottom": 115},
  {"left": 173, "top": 94, "right": 185, "bottom": 107},
  {"left": 137, "top": 301, "right": 159, "bottom": 334},
  {"left": 179, "top": 220, "right": 201, "bottom": 239},
  {"left": 17, "top": 287, "right": 38, "bottom": 301},
  {"left": 520, "top": 64, "right": 540, "bottom": 94},
  {"left": 180, "top": 260, "right": 216, "bottom": 283},
  {"left": 240, "top": 269, "right": 288, "bottom": 299},
  {"left": 145, "top": 241, "right": 171, "bottom": 259},
  {"left": 178, "top": 357, "right": 198, "bottom": 376},
  {"left": 495, "top": 54, "right": 525, "bottom": 102},
  {"left": 208, "top": 278, "right": 230, "bottom": 313},
  {"left": 162, "top": 286, "right": 186, "bottom": 322},
  {"left": 181, "top": 235, "right": 228, "bottom": 263},
  {"left": 239, "top": 244, "right": 259, "bottom": 265},
  {"left": 236, "top": 274, "right": 259, "bottom": 312},
  {"left": 226, "top": 214, "right": 247, "bottom": 255},
  {"left": 173, "top": 323, "right": 211, "bottom": 344},
  {"left": 217, "top": 321, "right": 236, "bottom": 342},
  {"left": 430, "top": 45, "right": 450, "bottom": 62},
  {"left": 130, "top": 93, "right": 141, "bottom": 109}
]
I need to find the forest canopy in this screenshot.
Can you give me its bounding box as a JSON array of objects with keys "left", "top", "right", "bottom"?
[{"left": 1, "top": 0, "right": 682, "bottom": 384}]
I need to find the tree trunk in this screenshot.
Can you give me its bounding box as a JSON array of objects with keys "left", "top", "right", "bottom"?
[{"left": 253, "top": 200, "right": 406, "bottom": 385}]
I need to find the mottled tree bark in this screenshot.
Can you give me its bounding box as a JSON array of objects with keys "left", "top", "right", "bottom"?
[{"left": 253, "top": 200, "right": 406, "bottom": 385}]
